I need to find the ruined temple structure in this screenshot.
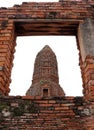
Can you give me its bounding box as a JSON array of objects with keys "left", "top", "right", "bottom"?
[
  {"left": 0, "top": 0, "right": 94, "bottom": 129},
  {"left": 26, "top": 45, "right": 65, "bottom": 97}
]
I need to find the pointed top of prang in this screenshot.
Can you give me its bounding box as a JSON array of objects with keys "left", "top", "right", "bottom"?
[
  {"left": 38, "top": 45, "right": 55, "bottom": 56},
  {"left": 43, "top": 45, "right": 51, "bottom": 49},
  {"left": 41, "top": 45, "right": 53, "bottom": 52}
]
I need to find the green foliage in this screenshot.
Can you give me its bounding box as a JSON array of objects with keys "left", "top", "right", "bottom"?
[
  {"left": 12, "top": 107, "right": 24, "bottom": 116},
  {"left": 12, "top": 103, "right": 25, "bottom": 117},
  {"left": 40, "top": 79, "right": 44, "bottom": 84},
  {"left": 0, "top": 101, "right": 39, "bottom": 117},
  {"left": 0, "top": 102, "right": 9, "bottom": 112},
  {"left": 12, "top": 101, "right": 39, "bottom": 116},
  {"left": 27, "top": 102, "right": 39, "bottom": 113},
  {"left": 0, "top": 116, "right": 4, "bottom": 123}
]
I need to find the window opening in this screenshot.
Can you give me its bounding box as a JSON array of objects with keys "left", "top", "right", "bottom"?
[
  {"left": 9, "top": 36, "right": 83, "bottom": 96},
  {"left": 43, "top": 89, "right": 48, "bottom": 97}
]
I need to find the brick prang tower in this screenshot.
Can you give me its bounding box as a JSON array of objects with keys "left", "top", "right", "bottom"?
[
  {"left": 0, "top": 0, "right": 94, "bottom": 129},
  {"left": 26, "top": 45, "right": 65, "bottom": 97}
]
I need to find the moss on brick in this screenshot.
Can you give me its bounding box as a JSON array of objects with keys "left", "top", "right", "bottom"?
[{"left": 0, "top": 102, "right": 9, "bottom": 112}]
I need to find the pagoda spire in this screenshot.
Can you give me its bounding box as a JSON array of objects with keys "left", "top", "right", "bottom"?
[{"left": 26, "top": 45, "right": 65, "bottom": 97}]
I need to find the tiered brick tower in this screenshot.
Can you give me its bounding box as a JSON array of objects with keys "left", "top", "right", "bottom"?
[{"left": 26, "top": 45, "right": 65, "bottom": 97}]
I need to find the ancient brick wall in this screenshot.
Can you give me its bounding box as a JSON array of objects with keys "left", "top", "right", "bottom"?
[
  {"left": 0, "top": 20, "right": 16, "bottom": 95},
  {"left": 0, "top": 0, "right": 94, "bottom": 20},
  {"left": 0, "top": 0, "right": 94, "bottom": 129},
  {"left": 0, "top": 96, "right": 94, "bottom": 130},
  {"left": 0, "top": 0, "right": 94, "bottom": 96}
]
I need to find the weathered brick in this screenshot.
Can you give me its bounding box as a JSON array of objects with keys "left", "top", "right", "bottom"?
[{"left": 0, "top": 0, "right": 94, "bottom": 129}]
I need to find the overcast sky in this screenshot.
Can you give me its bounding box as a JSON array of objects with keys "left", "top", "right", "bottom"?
[
  {"left": 0, "top": 0, "right": 83, "bottom": 96},
  {"left": 0, "top": 0, "right": 59, "bottom": 7}
]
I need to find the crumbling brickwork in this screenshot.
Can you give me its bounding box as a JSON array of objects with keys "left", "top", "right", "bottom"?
[
  {"left": 0, "top": 96, "right": 93, "bottom": 130},
  {"left": 26, "top": 45, "right": 65, "bottom": 97},
  {"left": 0, "top": 0, "right": 94, "bottom": 129},
  {"left": 0, "top": 20, "right": 16, "bottom": 95}
]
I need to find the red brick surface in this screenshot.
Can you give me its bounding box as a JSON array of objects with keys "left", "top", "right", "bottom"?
[
  {"left": 0, "top": 0, "right": 94, "bottom": 129},
  {"left": 81, "top": 56, "right": 94, "bottom": 100},
  {"left": 0, "top": 96, "right": 93, "bottom": 130},
  {"left": 0, "top": 0, "right": 93, "bottom": 96}
]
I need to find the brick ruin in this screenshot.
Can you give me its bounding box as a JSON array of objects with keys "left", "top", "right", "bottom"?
[
  {"left": 0, "top": 0, "right": 94, "bottom": 129},
  {"left": 26, "top": 45, "right": 65, "bottom": 97}
]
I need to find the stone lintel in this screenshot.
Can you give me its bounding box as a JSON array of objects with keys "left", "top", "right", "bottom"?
[{"left": 78, "top": 18, "right": 94, "bottom": 62}]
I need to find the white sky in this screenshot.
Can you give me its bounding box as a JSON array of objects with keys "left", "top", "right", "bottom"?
[
  {"left": 0, "top": 0, "right": 59, "bottom": 7},
  {"left": 0, "top": 0, "right": 83, "bottom": 96}
]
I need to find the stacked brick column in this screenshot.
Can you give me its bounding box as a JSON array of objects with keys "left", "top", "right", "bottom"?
[
  {"left": 81, "top": 56, "right": 94, "bottom": 100},
  {"left": 0, "top": 20, "right": 16, "bottom": 95},
  {"left": 78, "top": 18, "right": 94, "bottom": 100}
]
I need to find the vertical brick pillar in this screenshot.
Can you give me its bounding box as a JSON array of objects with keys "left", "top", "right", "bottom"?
[
  {"left": 78, "top": 18, "right": 94, "bottom": 100},
  {"left": 0, "top": 19, "right": 16, "bottom": 95}
]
